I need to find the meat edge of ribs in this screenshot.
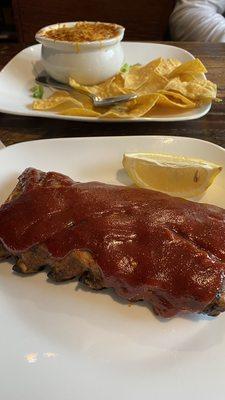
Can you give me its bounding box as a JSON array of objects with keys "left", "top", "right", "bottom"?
[{"left": 0, "top": 169, "right": 225, "bottom": 318}]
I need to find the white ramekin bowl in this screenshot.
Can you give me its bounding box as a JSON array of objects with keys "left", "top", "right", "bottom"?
[{"left": 35, "top": 22, "right": 125, "bottom": 85}]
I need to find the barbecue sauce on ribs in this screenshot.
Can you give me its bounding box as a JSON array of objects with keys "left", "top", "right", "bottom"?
[{"left": 0, "top": 168, "right": 225, "bottom": 317}]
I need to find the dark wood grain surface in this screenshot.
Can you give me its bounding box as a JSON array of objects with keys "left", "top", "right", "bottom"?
[
  {"left": 0, "top": 42, "right": 225, "bottom": 147},
  {"left": 12, "top": 0, "right": 175, "bottom": 44}
]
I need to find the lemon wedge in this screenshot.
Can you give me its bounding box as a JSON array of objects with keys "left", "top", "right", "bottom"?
[{"left": 122, "top": 152, "right": 222, "bottom": 198}]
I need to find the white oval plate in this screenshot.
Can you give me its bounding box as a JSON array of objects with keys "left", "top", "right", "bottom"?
[
  {"left": 0, "top": 135, "right": 224, "bottom": 400},
  {"left": 0, "top": 42, "right": 211, "bottom": 122}
]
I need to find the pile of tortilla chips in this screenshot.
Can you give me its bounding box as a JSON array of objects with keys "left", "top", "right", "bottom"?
[{"left": 32, "top": 57, "right": 218, "bottom": 119}]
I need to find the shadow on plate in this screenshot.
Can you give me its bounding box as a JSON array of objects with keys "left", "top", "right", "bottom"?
[
  {"left": 0, "top": 173, "right": 19, "bottom": 204},
  {"left": 0, "top": 256, "right": 224, "bottom": 362},
  {"left": 116, "top": 168, "right": 132, "bottom": 186}
]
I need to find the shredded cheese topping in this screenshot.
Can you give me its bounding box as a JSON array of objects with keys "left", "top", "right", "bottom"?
[{"left": 43, "top": 22, "right": 120, "bottom": 42}]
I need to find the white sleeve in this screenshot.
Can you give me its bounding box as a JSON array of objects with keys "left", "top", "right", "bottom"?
[{"left": 170, "top": 0, "right": 225, "bottom": 42}]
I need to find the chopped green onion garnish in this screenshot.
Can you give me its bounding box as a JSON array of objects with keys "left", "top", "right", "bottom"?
[
  {"left": 31, "top": 85, "right": 44, "bottom": 99},
  {"left": 120, "top": 63, "right": 130, "bottom": 73}
]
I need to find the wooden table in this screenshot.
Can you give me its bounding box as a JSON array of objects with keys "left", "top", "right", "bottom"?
[{"left": 0, "top": 42, "right": 225, "bottom": 147}]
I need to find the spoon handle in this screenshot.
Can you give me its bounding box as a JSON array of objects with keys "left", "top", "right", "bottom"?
[{"left": 35, "top": 74, "right": 137, "bottom": 107}]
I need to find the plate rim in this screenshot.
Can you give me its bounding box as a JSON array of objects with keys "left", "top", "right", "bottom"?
[{"left": 1, "top": 135, "right": 224, "bottom": 155}]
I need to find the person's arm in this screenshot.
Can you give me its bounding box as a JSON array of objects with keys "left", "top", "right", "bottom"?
[{"left": 170, "top": 0, "right": 225, "bottom": 42}]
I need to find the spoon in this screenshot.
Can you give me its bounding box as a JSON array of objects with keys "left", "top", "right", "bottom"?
[{"left": 35, "top": 74, "right": 137, "bottom": 107}]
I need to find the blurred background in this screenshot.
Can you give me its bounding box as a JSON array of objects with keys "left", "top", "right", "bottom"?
[
  {"left": 0, "top": 0, "right": 16, "bottom": 42},
  {"left": 0, "top": 0, "right": 175, "bottom": 44}
]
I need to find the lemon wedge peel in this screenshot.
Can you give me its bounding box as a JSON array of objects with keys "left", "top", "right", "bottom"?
[{"left": 122, "top": 153, "right": 222, "bottom": 198}]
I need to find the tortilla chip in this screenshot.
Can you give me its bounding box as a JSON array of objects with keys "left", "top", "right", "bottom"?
[
  {"left": 33, "top": 94, "right": 84, "bottom": 111},
  {"left": 168, "top": 58, "right": 207, "bottom": 79},
  {"left": 136, "top": 73, "right": 168, "bottom": 95},
  {"left": 69, "top": 74, "right": 128, "bottom": 98},
  {"left": 164, "top": 78, "right": 217, "bottom": 101},
  {"left": 101, "top": 94, "right": 160, "bottom": 118},
  {"left": 155, "top": 58, "right": 181, "bottom": 76},
  {"left": 48, "top": 91, "right": 70, "bottom": 99},
  {"left": 60, "top": 108, "right": 101, "bottom": 117},
  {"left": 157, "top": 92, "right": 196, "bottom": 108},
  {"left": 123, "top": 58, "right": 162, "bottom": 90},
  {"left": 31, "top": 56, "right": 217, "bottom": 119}
]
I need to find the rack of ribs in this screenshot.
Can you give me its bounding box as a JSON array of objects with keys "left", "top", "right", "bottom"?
[{"left": 0, "top": 167, "right": 225, "bottom": 318}]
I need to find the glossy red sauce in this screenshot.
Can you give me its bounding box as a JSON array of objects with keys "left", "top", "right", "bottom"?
[{"left": 1, "top": 168, "right": 225, "bottom": 317}]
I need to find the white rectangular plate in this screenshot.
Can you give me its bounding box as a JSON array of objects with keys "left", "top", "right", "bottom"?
[
  {"left": 0, "top": 42, "right": 211, "bottom": 122},
  {"left": 0, "top": 135, "right": 225, "bottom": 400}
]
